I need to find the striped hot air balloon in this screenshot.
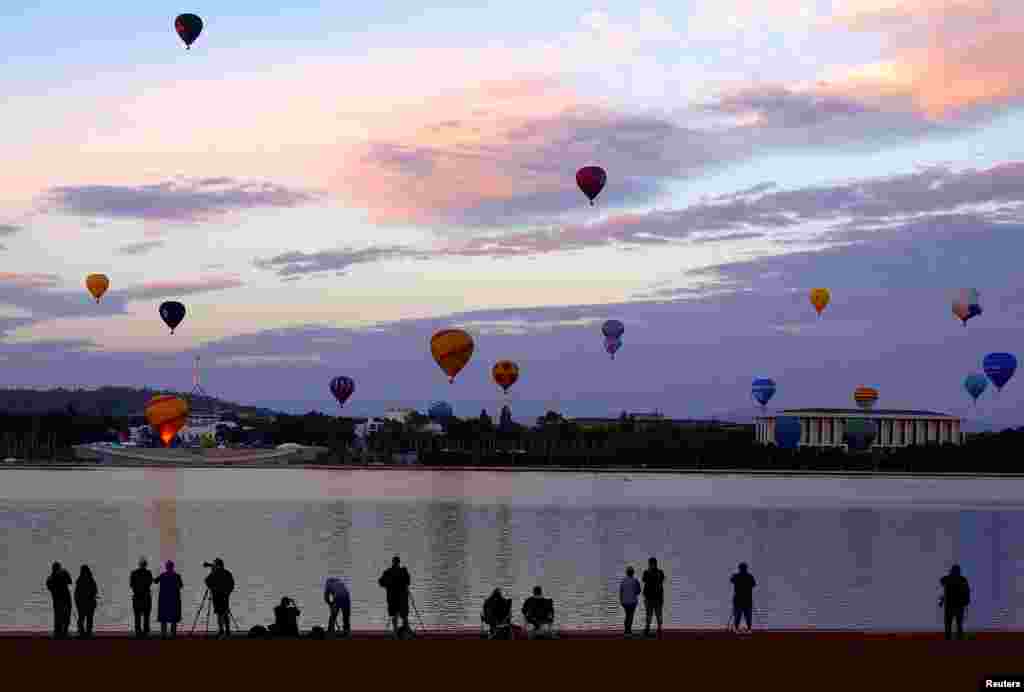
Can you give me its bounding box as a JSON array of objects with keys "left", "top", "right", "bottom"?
[
  {"left": 853, "top": 386, "right": 879, "bottom": 411},
  {"left": 951, "top": 288, "right": 982, "bottom": 327}
]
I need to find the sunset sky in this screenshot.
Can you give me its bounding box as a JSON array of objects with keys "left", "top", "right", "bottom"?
[{"left": 2, "top": 1, "right": 1023, "bottom": 422}]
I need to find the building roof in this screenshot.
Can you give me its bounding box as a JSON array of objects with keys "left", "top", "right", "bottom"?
[{"left": 777, "top": 408, "right": 955, "bottom": 418}]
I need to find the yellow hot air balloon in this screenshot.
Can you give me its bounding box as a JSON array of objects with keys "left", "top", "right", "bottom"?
[
  {"left": 492, "top": 360, "right": 520, "bottom": 393},
  {"left": 431, "top": 329, "right": 474, "bottom": 383},
  {"left": 86, "top": 274, "right": 110, "bottom": 303},
  {"left": 144, "top": 395, "right": 189, "bottom": 447},
  {"left": 809, "top": 288, "right": 830, "bottom": 318}
]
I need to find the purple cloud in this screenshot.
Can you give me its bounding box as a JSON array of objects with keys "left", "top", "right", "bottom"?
[
  {"left": 119, "top": 276, "right": 245, "bottom": 301},
  {"left": 41, "top": 178, "right": 321, "bottom": 223},
  {"left": 116, "top": 240, "right": 166, "bottom": 256},
  {"left": 253, "top": 247, "right": 432, "bottom": 277}
]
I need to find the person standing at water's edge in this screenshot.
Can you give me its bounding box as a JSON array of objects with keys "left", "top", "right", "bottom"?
[
  {"left": 46, "top": 562, "right": 73, "bottom": 639},
  {"left": 130, "top": 558, "right": 154, "bottom": 638},
  {"left": 74, "top": 565, "right": 98, "bottom": 639},
  {"left": 730, "top": 563, "right": 756, "bottom": 633},
  {"left": 619, "top": 566, "right": 641, "bottom": 636},
  {"left": 378, "top": 556, "right": 411, "bottom": 636},
  {"left": 642, "top": 557, "right": 666, "bottom": 638},
  {"left": 155, "top": 561, "right": 183, "bottom": 639},
  {"left": 324, "top": 576, "right": 351, "bottom": 637},
  {"left": 205, "top": 558, "right": 235, "bottom": 639},
  {"left": 939, "top": 564, "right": 971, "bottom": 640}
]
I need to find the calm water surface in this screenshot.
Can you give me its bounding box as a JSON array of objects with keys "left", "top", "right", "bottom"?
[{"left": 1, "top": 468, "right": 1023, "bottom": 632}]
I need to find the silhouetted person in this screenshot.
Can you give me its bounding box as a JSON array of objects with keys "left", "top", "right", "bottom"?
[
  {"left": 324, "top": 576, "right": 351, "bottom": 637},
  {"left": 129, "top": 558, "right": 154, "bottom": 638},
  {"left": 619, "top": 566, "right": 641, "bottom": 636},
  {"left": 273, "top": 597, "right": 301, "bottom": 637},
  {"left": 155, "top": 561, "right": 183, "bottom": 639},
  {"left": 378, "top": 556, "right": 411, "bottom": 635},
  {"left": 46, "top": 562, "right": 72, "bottom": 639},
  {"left": 730, "top": 562, "right": 757, "bottom": 632},
  {"left": 204, "top": 558, "right": 235, "bottom": 638},
  {"left": 642, "top": 557, "right": 666, "bottom": 637},
  {"left": 483, "top": 588, "right": 512, "bottom": 638},
  {"left": 74, "top": 565, "right": 98, "bottom": 639},
  {"left": 939, "top": 564, "right": 971, "bottom": 640},
  {"left": 521, "top": 586, "right": 554, "bottom": 638}
]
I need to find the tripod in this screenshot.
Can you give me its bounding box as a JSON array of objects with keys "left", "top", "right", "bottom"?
[{"left": 190, "top": 588, "right": 240, "bottom": 638}]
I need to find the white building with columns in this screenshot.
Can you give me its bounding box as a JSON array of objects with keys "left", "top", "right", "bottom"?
[{"left": 755, "top": 409, "right": 963, "bottom": 449}]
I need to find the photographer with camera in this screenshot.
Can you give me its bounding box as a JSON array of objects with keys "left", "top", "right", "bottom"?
[
  {"left": 272, "top": 597, "right": 301, "bottom": 637},
  {"left": 203, "top": 558, "right": 235, "bottom": 639}
]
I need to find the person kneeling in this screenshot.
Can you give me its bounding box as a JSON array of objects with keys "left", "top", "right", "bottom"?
[{"left": 271, "top": 597, "right": 301, "bottom": 637}]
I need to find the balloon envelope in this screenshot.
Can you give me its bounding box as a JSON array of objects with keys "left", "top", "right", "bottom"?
[
  {"left": 951, "top": 288, "right": 982, "bottom": 326},
  {"left": 175, "top": 13, "right": 203, "bottom": 48},
  {"left": 751, "top": 377, "right": 776, "bottom": 407},
  {"left": 85, "top": 274, "right": 109, "bottom": 303},
  {"left": 964, "top": 373, "right": 988, "bottom": 402},
  {"left": 159, "top": 301, "right": 186, "bottom": 333},
  {"left": 853, "top": 386, "right": 879, "bottom": 410},
  {"left": 329, "top": 376, "right": 355, "bottom": 408},
  {"left": 576, "top": 166, "right": 607, "bottom": 204},
  {"left": 604, "top": 336, "right": 622, "bottom": 359},
  {"left": 774, "top": 416, "right": 801, "bottom": 450},
  {"left": 428, "top": 401, "right": 453, "bottom": 422},
  {"left": 601, "top": 319, "right": 624, "bottom": 339},
  {"left": 809, "top": 288, "right": 830, "bottom": 316},
  {"left": 844, "top": 418, "right": 878, "bottom": 452},
  {"left": 145, "top": 395, "right": 189, "bottom": 448},
  {"left": 492, "top": 360, "right": 520, "bottom": 393},
  {"left": 430, "top": 329, "right": 474, "bottom": 383},
  {"left": 983, "top": 352, "right": 1018, "bottom": 391}
]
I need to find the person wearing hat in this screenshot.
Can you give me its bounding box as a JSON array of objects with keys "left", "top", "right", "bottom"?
[
  {"left": 155, "top": 560, "right": 184, "bottom": 639},
  {"left": 204, "top": 558, "right": 235, "bottom": 638},
  {"left": 130, "top": 558, "right": 155, "bottom": 638}
]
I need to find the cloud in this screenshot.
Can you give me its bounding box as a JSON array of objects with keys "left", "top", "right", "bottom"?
[
  {"left": 120, "top": 276, "right": 245, "bottom": 301},
  {"left": 214, "top": 353, "right": 324, "bottom": 367},
  {"left": 40, "top": 177, "right": 321, "bottom": 223},
  {"left": 116, "top": 240, "right": 166, "bottom": 256},
  {"left": 0, "top": 273, "right": 61, "bottom": 289},
  {"left": 0, "top": 224, "right": 21, "bottom": 236},
  {"left": 253, "top": 246, "right": 431, "bottom": 277}
]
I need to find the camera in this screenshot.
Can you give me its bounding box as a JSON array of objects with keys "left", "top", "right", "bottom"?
[{"left": 203, "top": 561, "right": 215, "bottom": 568}]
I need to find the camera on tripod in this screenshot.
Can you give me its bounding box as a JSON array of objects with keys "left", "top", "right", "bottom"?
[{"left": 203, "top": 561, "right": 216, "bottom": 568}]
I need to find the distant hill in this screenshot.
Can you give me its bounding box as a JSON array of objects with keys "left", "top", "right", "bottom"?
[{"left": 0, "top": 387, "right": 284, "bottom": 419}]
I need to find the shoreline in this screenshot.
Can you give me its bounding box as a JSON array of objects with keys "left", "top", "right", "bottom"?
[{"left": 4, "top": 461, "right": 1024, "bottom": 479}]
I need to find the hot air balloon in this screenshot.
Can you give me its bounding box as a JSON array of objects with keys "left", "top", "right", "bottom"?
[
  {"left": 809, "top": 288, "right": 830, "bottom": 318},
  {"left": 774, "top": 416, "right": 801, "bottom": 450},
  {"left": 844, "top": 418, "right": 878, "bottom": 452},
  {"left": 601, "top": 319, "right": 624, "bottom": 340},
  {"left": 576, "top": 166, "right": 607, "bottom": 206},
  {"left": 853, "top": 386, "right": 879, "bottom": 411},
  {"left": 428, "top": 401, "right": 453, "bottom": 423},
  {"left": 430, "top": 329, "right": 474, "bottom": 383},
  {"left": 145, "top": 395, "right": 189, "bottom": 448},
  {"left": 983, "top": 352, "right": 1017, "bottom": 392},
  {"left": 493, "top": 360, "right": 520, "bottom": 393},
  {"left": 751, "top": 377, "right": 776, "bottom": 411},
  {"left": 951, "top": 288, "right": 982, "bottom": 327},
  {"left": 159, "top": 301, "right": 186, "bottom": 334},
  {"left": 604, "top": 336, "right": 622, "bottom": 359},
  {"left": 85, "top": 274, "right": 109, "bottom": 303},
  {"left": 174, "top": 13, "right": 203, "bottom": 49},
  {"left": 963, "top": 373, "right": 987, "bottom": 405},
  {"left": 329, "top": 376, "right": 355, "bottom": 409}
]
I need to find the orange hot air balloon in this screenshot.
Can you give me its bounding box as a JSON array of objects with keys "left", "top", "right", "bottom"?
[
  {"left": 430, "top": 329, "right": 474, "bottom": 383},
  {"left": 86, "top": 274, "right": 110, "bottom": 303},
  {"left": 492, "top": 360, "right": 520, "bottom": 393},
  {"left": 809, "top": 288, "right": 830, "bottom": 318},
  {"left": 145, "top": 395, "right": 189, "bottom": 447},
  {"left": 853, "top": 386, "right": 879, "bottom": 411}
]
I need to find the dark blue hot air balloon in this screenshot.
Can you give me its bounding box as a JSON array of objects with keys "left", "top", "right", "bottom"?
[
  {"left": 428, "top": 400, "right": 453, "bottom": 422},
  {"left": 983, "top": 352, "right": 1017, "bottom": 392},
  {"left": 774, "top": 416, "right": 801, "bottom": 450},
  {"left": 844, "top": 418, "right": 878, "bottom": 452},
  {"left": 963, "top": 373, "right": 987, "bottom": 404},
  {"left": 329, "top": 376, "right": 355, "bottom": 408},
  {"left": 751, "top": 377, "right": 776, "bottom": 410},
  {"left": 158, "top": 301, "right": 186, "bottom": 334}
]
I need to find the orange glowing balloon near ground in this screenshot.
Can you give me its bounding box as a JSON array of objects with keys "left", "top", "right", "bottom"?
[
  {"left": 492, "top": 360, "right": 520, "bottom": 393},
  {"left": 430, "top": 329, "right": 474, "bottom": 383},
  {"left": 85, "top": 274, "right": 109, "bottom": 303},
  {"left": 145, "top": 395, "right": 189, "bottom": 447}
]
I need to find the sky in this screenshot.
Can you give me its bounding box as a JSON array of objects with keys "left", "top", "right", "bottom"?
[{"left": 3, "top": 1, "right": 1024, "bottom": 423}]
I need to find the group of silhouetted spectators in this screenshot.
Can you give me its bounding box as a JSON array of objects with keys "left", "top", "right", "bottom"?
[{"left": 44, "top": 554, "right": 973, "bottom": 641}]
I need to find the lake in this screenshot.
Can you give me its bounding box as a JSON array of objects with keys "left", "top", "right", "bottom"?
[{"left": 1, "top": 468, "right": 1023, "bottom": 633}]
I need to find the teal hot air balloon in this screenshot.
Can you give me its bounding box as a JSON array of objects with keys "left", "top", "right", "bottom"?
[
  {"left": 963, "top": 373, "right": 987, "bottom": 406},
  {"left": 844, "top": 418, "right": 878, "bottom": 453}
]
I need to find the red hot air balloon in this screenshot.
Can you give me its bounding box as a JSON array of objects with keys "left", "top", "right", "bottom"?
[
  {"left": 329, "top": 376, "right": 355, "bottom": 408},
  {"left": 576, "top": 166, "right": 607, "bottom": 206}
]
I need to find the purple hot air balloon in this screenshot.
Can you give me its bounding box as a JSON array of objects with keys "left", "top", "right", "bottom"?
[
  {"left": 604, "top": 336, "right": 622, "bottom": 360},
  {"left": 329, "top": 376, "right": 355, "bottom": 408}
]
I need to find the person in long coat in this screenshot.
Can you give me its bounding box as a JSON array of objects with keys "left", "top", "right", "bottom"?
[
  {"left": 155, "top": 561, "right": 183, "bottom": 639},
  {"left": 74, "top": 565, "right": 99, "bottom": 638}
]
